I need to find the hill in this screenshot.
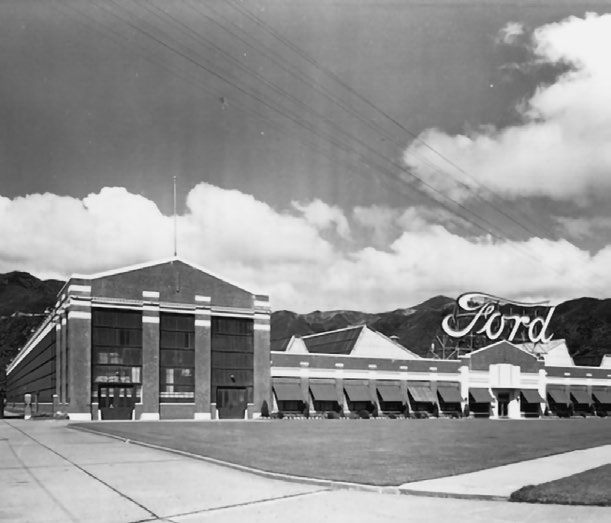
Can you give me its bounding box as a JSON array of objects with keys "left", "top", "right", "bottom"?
[
  {"left": 0, "top": 272, "right": 64, "bottom": 389},
  {"left": 272, "top": 296, "right": 611, "bottom": 365}
]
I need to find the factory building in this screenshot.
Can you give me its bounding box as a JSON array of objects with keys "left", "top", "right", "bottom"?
[
  {"left": 270, "top": 327, "right": 611, "bottom": 419},
  {"left": 6, "top": 260, "right": 611, "bottom": 421},
  {"left": 5, "top": 257, "right": 271, "bottom": 420}
]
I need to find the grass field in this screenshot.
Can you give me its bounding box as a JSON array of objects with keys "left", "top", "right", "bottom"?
[
  {"left": 510, "top": 464, "right": 611, "bottom": 506},
  {"left": 74, "top": 418, "right": 611, "bottom": 486}
]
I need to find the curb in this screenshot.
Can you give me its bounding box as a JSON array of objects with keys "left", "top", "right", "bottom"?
[{"left": 69, "top": 424, "right": 509, "bottom": 503}]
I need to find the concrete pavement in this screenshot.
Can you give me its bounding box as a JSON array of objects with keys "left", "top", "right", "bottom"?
[
  {"left": 1, "top": 419, "right": 610, "bottom": 523},
  {"left": 400, "top": 444, "right": 611, "bottom": 499}
]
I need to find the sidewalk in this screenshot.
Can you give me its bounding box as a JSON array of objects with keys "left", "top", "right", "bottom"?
[
  {"left": 400, "top": 444, "right": 611, "bottom": 499},
  {"left": 2, "top": 419, "right": 610, "bottom": 523}
]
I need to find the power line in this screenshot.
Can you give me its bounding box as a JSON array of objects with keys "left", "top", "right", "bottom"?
[{"left": 56, "top": 0, "right": 599, "bottom": 295}]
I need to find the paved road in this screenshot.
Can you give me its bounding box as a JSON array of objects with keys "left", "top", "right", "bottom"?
[{"left": 1, "top": 419, "right": 610, "bottom": 523}]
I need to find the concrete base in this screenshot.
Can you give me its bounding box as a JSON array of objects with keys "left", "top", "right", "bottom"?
[
  {"left": 139, "top": 413, "right": 160, "bottom": 421},
  {"left": 194, "top": 412, "right": 211, "bottom": 420},
  {"left": 68, "top": 413, "right": 92, "bottom": 421}
]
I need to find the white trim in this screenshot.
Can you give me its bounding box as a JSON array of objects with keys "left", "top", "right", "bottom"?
[
  {"left": 254, "top": 324, "right": 271, "bottom": 331},
  {"left": 159, "top": 306, "right": 196, "bottom": 314},
  {"left": 71, "top": 256, "right": 257, "bottom": 295},
  {"left": 6, "top": 320, "right": 55, "bottom": 375},
  {"left": 143, "top": 316, "right": 160, "bottom": 324},
  {"left": 140, "top": 413, "right": 160, "bottom": 421},
  {"left": 68, "top": 284, "right": 91, "bottom": 293},
  {"left": 68, "top": 413, "right": 92, "bottom": 421},
  {"left": 195, "top": 309, "right": 211, "bottom": 316},
  {"left": 194, "top": 412, "right": 211, "bottom": 420},
  {"left": 142, "top": 290, "right": 160, "bottom": 299},
  {"left": 67, "top": 311, "right": 92, "bottom": 320},
  {"left": 195, "top": 295, "right": 211, "bottom": 303},
  {"left": 211, "top": 307, "right": 254, "bottom": 317},
  {"left": 195, "top": 319, "right": 211, "bottom": 328},
  {"left": 254, "top": 299, "right": 270, "bottom": 308},
  {"left": 254, "top": 312, "right": 270, "bottom": 320},
  {"left": 143, "top": 305, "right": 159, "bottom": 312}
]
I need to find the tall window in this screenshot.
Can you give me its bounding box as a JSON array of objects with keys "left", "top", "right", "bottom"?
[
  {"left": 211, "top": 317, "right": 254, "bottom": 403},
  {"left": 91, "top": 309, "right": 142, "bottom": 402},
  {"left": 159, "top": 313, "right": 195, "bottom": 403}
]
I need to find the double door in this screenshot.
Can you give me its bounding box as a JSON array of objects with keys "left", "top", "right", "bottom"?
[
  {"left": 98, "top": 384, "right": 136, "bottom": 420},
  {"left": 216, "top": 387, "right": 247, "bottom": 419}
]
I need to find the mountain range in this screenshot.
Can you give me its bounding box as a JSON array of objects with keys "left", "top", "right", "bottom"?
[{"left": 2, "top": 272, "right": 611, "bottom": 390}]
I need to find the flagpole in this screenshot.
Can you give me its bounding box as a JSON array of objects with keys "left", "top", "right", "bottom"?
[{"left": 173, "top": 176, "right": 177, "bottom": 257}]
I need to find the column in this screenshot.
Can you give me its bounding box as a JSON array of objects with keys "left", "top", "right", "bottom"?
[
  {"left": 253, "top": 295, "right": 271, "bottom": 419},
  {"left": 54, "top": 318, "right": 62, "bottom": 402},
  {"left": 194, "top": 295, "right": 211, "bottom": 420},
  {"left": 67, "top": 299, "right": 92, "bottom": 420},
  {"left": 61, "top": 315, "right": 68, "bottom": 409},
  {"left": 459, "top": 364, "right": 469, "bottom": 416},
  {"left": 141, "top": 291, "right": 160, "bottom": 420}
]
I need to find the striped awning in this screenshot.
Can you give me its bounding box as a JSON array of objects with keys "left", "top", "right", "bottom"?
[
  {"left": 273, "top": 380, "right": 303, "bottom": 402},
  {"left": 469, "top": 388, "right": 493, "bottom": 403},
  {"left": 547, "top": 387, "right": 570, "bottom": 405},
  {"left": 570, "top": 389, "right": 593, "bottom": 405},
  {"left": 593, "top": 388, "right": 611, "bottom": 404},
  {"left": 437, "top": 383, "right": 462, "bottom": 403},
  {"left": 344, "top": 383, "right": 372, "bottom": 402},
  {"left": 521, "top": 389, "right": 544, "bottom": 404},
  {"left": 309, "top": 382, "right": 338, "bottom": 401},
  {"left": 407, "top": 382, "right": 436, "bottom": 403},
  {"left": 377, "top": 383, "right": 404, "bottom": 402}
]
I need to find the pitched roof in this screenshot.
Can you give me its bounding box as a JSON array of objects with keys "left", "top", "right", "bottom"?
[
  {"left": 271, "top": 337, "right": 292, "bottom": 352},
  {"left": 301, "top": 325, "right": 364, "bottom": 355}
]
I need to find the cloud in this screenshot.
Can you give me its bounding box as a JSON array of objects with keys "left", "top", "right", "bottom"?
[
  {"left": 404, "top": 13, "right": 611, "bottom": 203},
  {"left": 497, "top": 22, "right": 525, "bottom": 45},
  {"left": 1, "top": 186, "right": 610, "bottom": 312},
  {"left": 556, "top": 215, "right": 611, "bottom": 240},
  {"left": 291, "top": 199, "right": 351, "bottom": 240}
]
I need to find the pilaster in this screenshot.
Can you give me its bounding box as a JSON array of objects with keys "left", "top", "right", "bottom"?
[
  {"left": 194, "top": 295, "right": 211, "bottom": 420},
  {"left": 253, "top": 295, "right": 271, "bottom": 418},
  {"left": 141, "top": 291, "right": 160, "bottom": 420}
]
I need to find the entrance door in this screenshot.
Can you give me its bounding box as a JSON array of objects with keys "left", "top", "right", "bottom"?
[
  {"left": 497, "top": 392, "right": 510, "bottom": 418},
  {"left": 98, "top": 384, "right": 136, "bottom": 420},
  {"left": 217, "top": 387, "right": 247, "bottom": 419}
]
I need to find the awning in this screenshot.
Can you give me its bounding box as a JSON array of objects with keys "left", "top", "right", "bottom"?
[
  {"left": 272, "top": 380, "right": 303, "bottom": 402},
  {"left": 521, "top": 389, "right": 544, "bottom": 403},
  {"left": 309, "top": 382, "right": 338, "bottom": 402},
  {"left": 593, "top": 388, "right": 611, "bottom": 404},
  {"left": 469, "top": 388, "right": 493, "bottom": 403},
  {"left": 407, "top": 382, "right": 436, "bottom": 403},
  {"left": 437, "top": 383, "right": 462, "bottom": 403},
  {"left": 570, "top": 389, "right": 593, "bottom": 405},
  {"left": 344, "top": 383, "right": 372, "bottom": 402},
  {"left": 547, "top": 387, "right": 570, "bottom": 405},
  {"left": 377, "top": 384, "right": 404, "bottom": 402}
]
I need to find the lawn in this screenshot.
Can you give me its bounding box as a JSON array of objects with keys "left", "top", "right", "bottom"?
[
  {"left": 510, "top": 464, "right": 611, "bottom": 506},
  {"left": 72, "top": 418, "right": 611, "bottom": 486}
]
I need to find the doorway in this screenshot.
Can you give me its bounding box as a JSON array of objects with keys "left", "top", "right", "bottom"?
[
  {"left": 98, "top": 384, "right": 136, "bottom": 420},
  {"left": 216, "top": 387, "right": 247, "bottom": 419},
  {"left": 497, "top": 391, "right": 510, "bottom": 418}
]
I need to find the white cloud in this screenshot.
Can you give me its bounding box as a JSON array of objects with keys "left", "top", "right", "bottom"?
[
  {"left": 404, "top": 13, "right": 611, "bottom": 203},
  {"left": 291, "top": 199, "right": 351, "bottom": 240},
  {"left": 497, "top": 22, "right": 525, "bottom": 45},
  {"left": 1, "top": 186, "right": 609, "bottom": 312}
]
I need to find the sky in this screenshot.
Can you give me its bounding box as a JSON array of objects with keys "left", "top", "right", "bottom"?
[{"left": 2, "top": 0, "right": 611, "bottom": 312}]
